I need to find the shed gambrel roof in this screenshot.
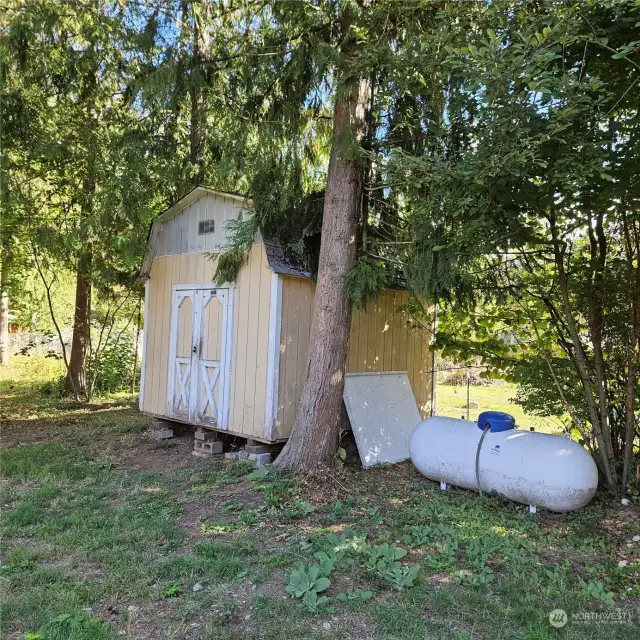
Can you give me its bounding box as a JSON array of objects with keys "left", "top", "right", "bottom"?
[
  {"left": 263, "top": 239, "right": 312, "bottom": 279},
  {"left": 140, "top": 187, "right": 251, "bottom": 278},
  {"left": 141, "top": 186, "right": 316, "bottom": 280},
  {"left": 155, "top": 186, "right": 248, "bottom": 223}
]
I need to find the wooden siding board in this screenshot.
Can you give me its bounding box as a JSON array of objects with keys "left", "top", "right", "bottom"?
[
  {"left": 366, "top": 299, "right": 377, "bottom": 371},
  {"left": 230, "top": 250, "right": 250, "bottom": 434},
  {"left": 149, "top": 257, "right": 164, "bottom": 413},
  {"left": 276, "top": 275, "right": 290, "bottom": 439},
  {"left": 358, "top": 307, "right": 367, "bottom": 370},
  {"left": 283, "top": 278, "right": 301, "bottom": 432},
  {"left": 399, "top": 294, "right": 409, "bottom": 370},
  {"left": 389, "top": 292, "right": 401, "bottom": 371},
  {"left": 419, "top": 334, "right": 428, "bottom": 414},
  {"left": 296, "top": 279, "right": 312, "bottom": 412},
  {"left": 196, "top": 249, "right": 206, "bottom": 282},
  {"left": 252, "top": 246, "right": 271, "bottom": 438},
  {"left": 205, "top": 195, "right": 217, "bottom": 253},
  {"left": 142, "top": 264, "right": 152, "bottom": 411},
  {"left": 139, "top": 280, "right": 150, "bottom": 410},
  {"left": 155, "top": 224, "right": 165, "bottom": 257},
  {"left": 354, "top": 304, "right": 364, "bottom": 371},
  {"left": 346, "top": 310, "right": 356, "bottom": 372},
  {"left": 156, "top": 257, "right": 171, "bottom": 414},
  {"left": 243, "top": 246, "right": 260, "bottom": 435},
  {"left": 143, "top": 261, "right": 158, "bottom": 412},
  {"left": 382, "top": 293, "right": 393, "bottom": 371},
  {"left": 377, "top": 297, "right": 388, "bottom": 371},
  {"left": 204, "top": 196, "right": 217, "bottom": 252}
]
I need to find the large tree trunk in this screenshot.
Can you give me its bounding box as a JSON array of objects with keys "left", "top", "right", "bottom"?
[
  {"left": 189, "top": 0, "right": 210, "bottom": 185},
  {"left": 275, "top": 67, "right": 369, "bottom": 471},
  {"left": 0, "top": 290, "right": 8, "bottom": 366},
  {"left": 0, "top": 241, "right": 10, "bottom": 366},
  {"left": 67, "top": 246, "right": 92, "bottom": 397},
  {"left": 0, "top": 146, "right": 10, "bottom": 366}
]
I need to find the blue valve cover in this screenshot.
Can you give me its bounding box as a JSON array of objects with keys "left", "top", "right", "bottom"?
[{"left": 477, "top": 411, "right": 516, "bottom": 433}]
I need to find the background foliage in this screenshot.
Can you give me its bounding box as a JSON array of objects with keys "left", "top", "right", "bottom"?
[{"left": 2, "top": 0, "right": 638, "bottom": 486}]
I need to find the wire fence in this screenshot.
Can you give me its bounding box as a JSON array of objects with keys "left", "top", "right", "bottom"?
[
  {"left": 8, "top": 330, "right": 143, "bottom": 358},
  {"left": 433, "top": 359, "right": 564, "bottom": 434}
]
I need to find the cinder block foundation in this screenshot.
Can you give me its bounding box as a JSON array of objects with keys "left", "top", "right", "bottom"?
[
  {"left": 192, "top": 439, "right": 223, "bottom": 458},
  {"left": 250, "top": 452, "right": 272, "bottom": 467},
  {"left": 152, "top": 427, "right": 173, "bottom": 441},
  {"left": 224, "top": 450, "right": 273, "bottom": 467},
  {"left": 195, "top": 427, "right": 218, "bottom": 442},
  {"left": 244, "top": 444, "right": 274, "bottom": 454}
]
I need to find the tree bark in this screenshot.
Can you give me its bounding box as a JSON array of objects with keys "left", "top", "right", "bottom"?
[
  {"left": 132, "top": 293, "right": 143, "bottom": 394},
  {"left": 67, "top": 245, "right": 92, "bottom": 398},
  {"left": 0, "top": 139, "right": 11, "bottom": 366},
  {"left": 587, "top": 213, "right": 617, "bottom": 470},
  {"left": 0, "top": 241, "right": 10, "bottom": 365},
  {"left": 67, "top": 44, "right": 97, "bottom": 399},
  {"left": 550, "top": 214, "right": 617, "bottom": 493},
  {"left": 0, "top": 291, "right": 8, "bottom": 365},
  {"left": 622, "top": 211, "right": 640, "bottom": 492},
  {"left": 189, "top": 0, "right": 210, "bottom": 185},
  {"left": 275, "top": 54, "right": 369, "bottom": 471}
]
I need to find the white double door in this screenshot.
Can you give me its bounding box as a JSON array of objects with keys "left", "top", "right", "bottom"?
[{"left": 167, "top": 285, "right": 233, "bottom": 428}]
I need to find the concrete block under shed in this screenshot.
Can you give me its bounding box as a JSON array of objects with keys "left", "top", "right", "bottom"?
[
  {"left": 195, "top": 427, "right": 218, "bottom": 442},
  {"left": 152, "top": 428, "right": 173, "bottom": 441},
  {"left": 249, "top": 452, "right": 272, "bottom": 468},
  {"left": 223, "top": 451, "right": 272, "bottom": 467},
  {"left": 192, "top": 440, "right": 223, "bottom": 458},
  {"left": 244, "top": 444, "right": 275, "bottom": 454}
]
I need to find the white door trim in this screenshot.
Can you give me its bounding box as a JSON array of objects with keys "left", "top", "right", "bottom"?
[
  {"left": 220, "top": 287, "right": 234, "bottom": 429},
  {"left": 264, "top": 273, "right": 283, "bottom": 441},
  {"left": 166, "top": 289, "right": 196, "bottom": 420}
]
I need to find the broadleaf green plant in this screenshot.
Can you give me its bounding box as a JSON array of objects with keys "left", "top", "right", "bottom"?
[{"left": 285, "top": 564, "right": 331, "bottom": 599}]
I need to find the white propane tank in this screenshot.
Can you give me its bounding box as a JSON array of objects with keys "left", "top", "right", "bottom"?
[{"left": 409, "top": 413, "right": 598, "bottom": 512}]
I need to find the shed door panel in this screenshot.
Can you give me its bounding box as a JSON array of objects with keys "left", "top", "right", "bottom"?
[
  {"left": 167, "top": 286, "right": 232, "bottom": 428},
  {"left": 170, "top": 291, "right": 196, "bottom": 420},
  {"left": 196, "top": 290, "right": 226, "bottom": 427}
]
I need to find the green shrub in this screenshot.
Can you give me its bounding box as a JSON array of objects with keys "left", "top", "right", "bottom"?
[{"left": 89, "top": 335, "right": 138, "bottom": 395}]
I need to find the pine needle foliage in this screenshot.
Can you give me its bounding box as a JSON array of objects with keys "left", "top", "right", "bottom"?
[
  {"left": 344, "top": 258, "right": 388, "bottom": 312},
  {"left": 212, "top": 215, "right": 257, "bottom": 285}
]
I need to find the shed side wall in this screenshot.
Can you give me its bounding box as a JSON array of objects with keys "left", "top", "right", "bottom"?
[
  {"left": 276, "top": 276, "right": 433, "bottom": 440},
  {"left": 142, "top": 244, "right": 272, "bottom": 439}
]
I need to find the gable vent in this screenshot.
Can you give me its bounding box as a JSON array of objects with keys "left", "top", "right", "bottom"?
[{"left": 198, "top": 219, "right": 215, "bottom": 235}]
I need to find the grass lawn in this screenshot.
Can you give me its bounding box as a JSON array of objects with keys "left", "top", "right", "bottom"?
[
  {"left": 1, "top": 357, "right": 639, "bottom": 639},
  {"left": 436, "top": 382, "right": 564, "bottom": 433}
]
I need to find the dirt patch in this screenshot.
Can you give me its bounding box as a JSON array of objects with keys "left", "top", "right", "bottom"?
[
  {"left": 0, "top": 403, "right": 145, "bottom": 449},
  {"left": 38, "top": 553, "right": 106, "bottom": 582},
  {"left": 121, "top": 436, "right": 195, "bottom": 472}
]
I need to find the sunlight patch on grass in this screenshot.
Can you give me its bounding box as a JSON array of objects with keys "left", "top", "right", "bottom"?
[{"left": 435, "top": 381, "right": 564, "bottom": 433}]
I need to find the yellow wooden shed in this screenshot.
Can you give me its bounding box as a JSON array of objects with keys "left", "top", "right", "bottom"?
[{"left": 139, "top": 187, "right": 434, "bottom": 443}]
